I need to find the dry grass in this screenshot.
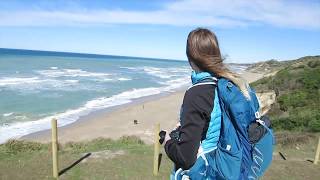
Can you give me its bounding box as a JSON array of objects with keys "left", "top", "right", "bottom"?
[{"left": 1, "top": 134, "right": 320, "bottom": 180}]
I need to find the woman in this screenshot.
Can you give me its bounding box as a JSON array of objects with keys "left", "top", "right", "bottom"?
[{"left": 162, "top": 28, "right": 251, "bottom": 178}]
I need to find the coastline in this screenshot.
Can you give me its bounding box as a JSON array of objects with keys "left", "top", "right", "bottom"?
[{"left": 21, "top": 71, "right": 264, "bottom": 144}]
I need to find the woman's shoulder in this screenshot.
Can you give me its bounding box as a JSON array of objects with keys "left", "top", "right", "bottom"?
[
  {"left": 184, "top": 83, "right": 216, "bottom": 104},
  {"left": 187, "top": 82, "right": 216, "bottom": 95}
]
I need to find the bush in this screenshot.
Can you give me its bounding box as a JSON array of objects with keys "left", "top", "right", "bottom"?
[
  {"left": 3, "top": 140, "right": 47, "bottom": 154},
  {"left": 302, "top": 69, "right": 320, "bottom": 89},
  {"left": 119, "top": 136, "right": 145, "bottom": 145},
  {"left": 309, "top": 119, "right": 320, "bottom": 132},
  {"left": 307, "top": 59, "right": 320, "bottom": 68},
  {"left": 278, "top": 91, "right": 309, "bottom": 111}
]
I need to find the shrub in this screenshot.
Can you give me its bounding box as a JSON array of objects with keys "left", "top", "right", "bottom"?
[
  {"left": 309, "top": 119, "right": 320, "bottom": 132},
  {"left": 3, "top": 140, "right": 47, "bottom": 154},
  {"left": 307, "top": 59, "right": 320, "bottom": 68},
  {"left": 278, "top": 91, "right": 309, "bottom": 110},
  {"left": 119, "top": 136, "right": 145, "bottom": 145}
]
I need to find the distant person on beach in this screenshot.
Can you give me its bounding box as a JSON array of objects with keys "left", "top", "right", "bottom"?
[{"left": 160, "top": 28, "right": 273, "bottom": 179}]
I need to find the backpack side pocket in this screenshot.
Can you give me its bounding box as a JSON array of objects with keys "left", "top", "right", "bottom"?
[{"left": 248, "top": 127, "right": 274, "bottom": 179}]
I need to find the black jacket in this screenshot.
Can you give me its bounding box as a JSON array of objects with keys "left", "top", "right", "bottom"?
[{"left": 164, "top": 83, "right": 216, "bottom": 170}]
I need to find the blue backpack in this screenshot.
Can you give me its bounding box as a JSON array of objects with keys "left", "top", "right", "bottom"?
[{"left": 172, "top": 78, "right": 274, "bottom": 180}]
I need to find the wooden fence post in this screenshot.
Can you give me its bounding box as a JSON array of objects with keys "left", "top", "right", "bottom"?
[
  {"left": 51, "top": 118, "right": 59, "bottom": 179},
  {"left": 153, "top": 123, "right": 160, "bottom": 176},
  {"left": 314, "top": 136, "right": 320, "bottom": 165}
]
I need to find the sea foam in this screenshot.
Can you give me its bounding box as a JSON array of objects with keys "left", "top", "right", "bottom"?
[
  {"left": 0, "top": 77, "right": 42, "bottom": 86},
  {"left": 0, "top": 76, "right": 80, "bottom": 92},
  {"left": 36, "top": 68, "right": 112, "bottom": 78},
  {"left": 3, "top": 112, "right": 14, "bottom": 117}
]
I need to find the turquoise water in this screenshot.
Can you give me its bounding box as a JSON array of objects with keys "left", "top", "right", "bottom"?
[
  {"left": 0, "top": 49, "right": 246, "bottom": 143},
  {"left": 0, "top": 49, "right": 192, "bottom": 142}
]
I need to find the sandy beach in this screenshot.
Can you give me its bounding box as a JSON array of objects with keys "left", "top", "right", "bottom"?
[{"left": 22, "top": 71, "right": 264, "bottom": 144}]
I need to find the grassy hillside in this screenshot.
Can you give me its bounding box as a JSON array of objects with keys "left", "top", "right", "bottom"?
[
  {"left": 251, "top": 56, "right": 320, "bottom": 132},
  {"left": 247, "top": 59, "right": 292, "bottom": 74}
]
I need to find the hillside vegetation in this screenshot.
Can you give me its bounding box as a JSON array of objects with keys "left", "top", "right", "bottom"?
[
  {"left": 1, "top": 136, "right": 320, "bottom": 180},
  {"left": 251, "top": 56, "right": 320, "bottom": 132},
  {"left": 247, "top": 59, "right": 290, "bottom": 73},
  {"left": 0, "top": 137, "right": 172, "bottom": 180}
]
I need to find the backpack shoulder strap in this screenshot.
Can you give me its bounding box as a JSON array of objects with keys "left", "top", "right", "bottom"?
[
  {"left": 187, "top": 77, "right": 217, "bottom": 91},
  {"left": 217, "top": 78, "right": 258, "bottom": 136}
]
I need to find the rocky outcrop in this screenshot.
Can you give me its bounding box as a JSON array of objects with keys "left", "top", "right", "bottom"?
[{"left": 256, "top": 91, "right": 276, "bottom": 115}]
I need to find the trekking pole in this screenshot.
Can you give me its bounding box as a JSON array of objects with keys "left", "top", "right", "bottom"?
[
  {"left": 51, "top": 118, "right": 59, "bottom": 179},
  {"left": 314, "top": 136, "right": 320, "bottom": 165},
  {"left": 153, "top": 123, "right": 160, "bottom": 176}
]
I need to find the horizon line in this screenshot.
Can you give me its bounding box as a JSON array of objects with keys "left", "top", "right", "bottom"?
[
  {"left": 0, "top": 47, "right": 187, "bottom": 63},
  {"left": 1, "top": 47, "right": 318, "bottom": 65}
]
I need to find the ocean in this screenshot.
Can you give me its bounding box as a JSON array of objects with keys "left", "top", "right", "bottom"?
[{"left": 0, "top": 48, "right": 247, "bottom": 143}]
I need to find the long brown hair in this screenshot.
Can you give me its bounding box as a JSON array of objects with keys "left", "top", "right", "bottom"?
[{"left": 186, "top": 28, "right": 250, "bottom": 99}]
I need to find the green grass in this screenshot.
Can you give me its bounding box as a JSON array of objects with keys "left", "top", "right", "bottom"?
[
  {"left": 0, "top": 136, "right": 173, "bottom": 180},
  {"left": 1, "top": 135, "right": 320, "bottom": 180}
]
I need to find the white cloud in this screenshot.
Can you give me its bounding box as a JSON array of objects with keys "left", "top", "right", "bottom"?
[{"left": 0, "top": 0, "right": 319, "bottom": 29}]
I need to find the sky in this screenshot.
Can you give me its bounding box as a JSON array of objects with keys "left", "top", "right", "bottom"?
[{"left": 0, "top": 0, "right": 319, "bottom": 63}]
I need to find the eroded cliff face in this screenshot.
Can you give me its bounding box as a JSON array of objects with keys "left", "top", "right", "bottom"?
[{"left": 256, "top": 91, "right": 276, "bottom": 115}]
